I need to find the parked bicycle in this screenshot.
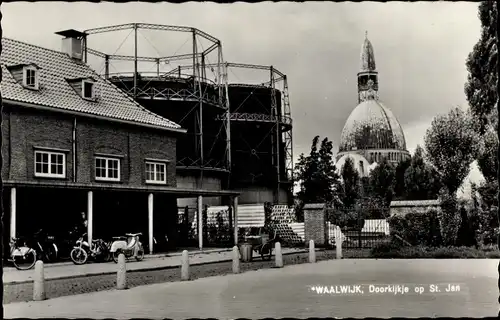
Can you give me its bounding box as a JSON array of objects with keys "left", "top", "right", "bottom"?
[
  {"left": 70, "top": 233, "right": 111, "bottom": 265},
  {"left": 8, "top": 237, "right": 37, "bottom": 270}
]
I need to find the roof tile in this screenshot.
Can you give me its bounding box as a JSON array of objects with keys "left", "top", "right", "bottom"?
[{"left": 1, "top": 38, "right": 183, "bottom": 131}]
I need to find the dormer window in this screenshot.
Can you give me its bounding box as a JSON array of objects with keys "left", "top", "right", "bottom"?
[
  {"left": 22, "top": 66, "right": 39, "bottom": 90},
  {"left": 82, "top": 80, "right": 95, "bottom": 100}
]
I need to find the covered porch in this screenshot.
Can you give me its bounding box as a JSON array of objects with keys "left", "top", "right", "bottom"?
[{"left": 3, "top": 180, "right": 240, "bottom": 257}]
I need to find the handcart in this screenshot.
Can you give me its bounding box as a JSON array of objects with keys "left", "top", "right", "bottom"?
[{"left": 239, "top": 227, "right": 277, "bottom": 261}]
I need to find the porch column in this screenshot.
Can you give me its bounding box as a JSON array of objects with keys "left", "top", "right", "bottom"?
[
  {"left": 87, "top": 191, "right": 93, "bottom": 245},
  {"left": 10, "top": 187, "right": 17, "bottom": 240},
  {"left": 233, "top": 196, "right": 239, "bottom": 245},
  {"left": 197, "top": 195, "right": 203, "bottom": 250},
  {"left": 148, "top": 193, "right": 154, "bottom": 254}
]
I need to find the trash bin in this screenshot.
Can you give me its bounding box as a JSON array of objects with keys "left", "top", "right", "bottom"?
[{"left": 239, "top": 243, "right": 253, "bottom": 262}]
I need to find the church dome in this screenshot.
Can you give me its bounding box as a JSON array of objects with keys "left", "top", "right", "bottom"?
[{"left": 339, "top": 99, "right": 407, "bottom": 152}]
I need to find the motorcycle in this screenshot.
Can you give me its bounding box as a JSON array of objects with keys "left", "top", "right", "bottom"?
[
  {"left": 70, "top": 233, "right": 111, "bottom": 265},
  {"left": 110, "top": 232, "right": 145, "bottom": 263},
  {"left": 8, "top": 237, "right": 37, "bottom": 271},
  {"left": 33, "top": 229, "right": 59, "bottom": 263}
]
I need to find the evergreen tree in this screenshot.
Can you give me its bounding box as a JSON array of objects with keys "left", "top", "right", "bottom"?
[
  {"left": 295, "top": 136, "right": 341, "bottom": 205},
  {"left": 368, "top": 158, "right": 396, "bottom": 206},
  {"left": 340, "top": 157, "right": 360, "bottom": 209},
  {"left": 394, "top": 157, "right": 411, "bottom": 200}
]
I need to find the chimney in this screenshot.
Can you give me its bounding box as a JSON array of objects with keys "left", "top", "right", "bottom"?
[{"left": 55, "top": 29, "right": 86, "bottom": 61}]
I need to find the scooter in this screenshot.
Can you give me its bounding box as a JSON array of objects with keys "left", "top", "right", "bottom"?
[
  {"left": 110, "top": 232, "right": 145, "bottom": 263},
  {"left": 70, "top": 233, "right": 111, "bottom": 265}
]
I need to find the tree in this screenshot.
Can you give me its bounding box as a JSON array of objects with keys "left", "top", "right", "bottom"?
[
  {"left": 367, "top": 158, "right": 396, "bottom": 206},
  {"left": 465, "top": 1, "right": 498, "bottom": 134},
  {"left": 295, "top": 136, "right": 341, "bottom": 206},
  {"left": 404, "top": 145, "right": 442, "bottom": 200},
  {"left": 476, "top": 127, "right": 499, "bottom": 183},
  {"left": 424, "top": 107, "right": 481, "bottom": 196},
  {"left": 394, "top": 157, "right": 411, "bottom": 200},
  {"left": 340, "top": 157, "right": 361, "bottom": 208}
]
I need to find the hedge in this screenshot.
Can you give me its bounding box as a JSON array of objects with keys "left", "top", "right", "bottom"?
[
  {"left": 387, "top": 209, "right": 443, "bottom": 247},
  {"left": 370, "top": 243, "right": 500, "bottom": 259}
]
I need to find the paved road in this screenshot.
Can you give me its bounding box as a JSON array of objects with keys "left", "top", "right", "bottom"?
[
  {"left": 5, "top": 259, "right": 498, "bottom": 318},
  {"left": 3, "top": 247, "right": 304, "bottom": 284}
]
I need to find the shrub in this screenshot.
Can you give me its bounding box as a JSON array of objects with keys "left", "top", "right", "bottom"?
[
  {"left": 327, "top": 207, "right": 365, "bottom": 231},
  {"left": 387, "top": 209, "right": 443, "bottom": 247}
]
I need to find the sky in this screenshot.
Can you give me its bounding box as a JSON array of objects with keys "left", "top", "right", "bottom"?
[{"left": 1, "top": 1, "right": 485, "bottom": 196}]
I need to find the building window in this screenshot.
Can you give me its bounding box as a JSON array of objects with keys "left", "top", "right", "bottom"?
[
  {"left": 82, "top": 80, "right": 95, "bottom": 100},
  {"left": 95, "top": 156, "right": 120, "bottom": 181},
  {"left": 34, "top": 150, "right": 66, "bottom": 178},
  {"left": 23, "top": 66, "right": 39, "bottom": 90},
  {"left": 145, "top": 161, "right": 167, "bottom": 184}
]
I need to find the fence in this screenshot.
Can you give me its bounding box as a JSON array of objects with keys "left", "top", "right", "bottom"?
[{"left": 325, "top": 205, "right": 391, "bottom": 249}]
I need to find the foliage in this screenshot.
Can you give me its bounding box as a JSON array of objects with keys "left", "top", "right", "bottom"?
[
  {"left": 404, "top": 145, "right": 442, "bottom": 200},
  {"left": 326, "top": 206, "right": 365, "bottom": 231},
  {"left": 367, "top": 158, "right": 395, "bottom": 206},
  {"left": 355, "top": 196, "right": 388, "bottom": 219},
  {"left": 370, "top": 243, "right": 500, "bottom": 259},
  {"left": 438, "top": 189, "right": 461, "bottom": 246},
  {"left": 455, "top": 205, "right": 478, "bottom": 247},
  {"left": 387, "top": 210, "right": 443, "bottom": 247},
  {"left": 424, "top": 107, "right": 481, "bottom": 195},
  {"left": 295, "top": 136, "right": 342, "bottom": 205},
  {"left": 476, "top": 127, "right": 499, "bottom": 183},
  {"left": 470, "top": 182, "right": 499, "bottom": 245},
  {"left": 340, "top": 157, "right": 361, "bottom": 208},
  {"left": 206, "top": 209, "right": 232, "bottom": 245},
  {"left": 465, "top": 1, "right": 498, "bottom": 134},
  {"left": 394, "top": 158, "right": 411, "bottom": 200}
]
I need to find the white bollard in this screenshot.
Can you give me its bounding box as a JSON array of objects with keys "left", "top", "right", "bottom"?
[
  {"left": 309, "top": 240, "right": 316, "bottom": 263},
  {"left": 232, "top": 246, "right": 240, "bottom": 274},
  {"left": 275, "top": 242, "right": 283, "bottom": 268},
  {"left": 33, "top": 260, "right": 46, "bottom": 301},
  {"left": 117, "top": 253, "right": 127, "bottom": 290},
  {"left": 335, "top": 235, "right": 343, "bottom": 259},
  {"left": 181, "top": 250, "right": 190, "bottom": 281}
]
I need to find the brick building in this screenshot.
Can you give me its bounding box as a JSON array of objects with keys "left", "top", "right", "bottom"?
[{"left": 1, "top": 30, "right": 238, "bottom": 255}]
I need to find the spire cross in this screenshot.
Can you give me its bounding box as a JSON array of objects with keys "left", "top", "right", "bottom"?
[{"left": 365, "top": 30, "right": 368, "bottom": 39}]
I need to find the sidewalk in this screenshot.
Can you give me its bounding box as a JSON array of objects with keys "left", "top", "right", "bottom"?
[{"left": 3, "top": 247, "right": 307, "bottom": 284}]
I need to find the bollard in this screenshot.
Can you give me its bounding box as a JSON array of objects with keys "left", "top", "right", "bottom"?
[
  {"left": 232, "top": 246, "right": 240, "bottom": 274},
  {"left": 335, "top": 235, "right": 343, "bottom": 259},
  {"left": 117, "top": 253, "right": 127, "bottom": 290},
  {"left": 275, "top": 242, "right": 283, "bottom": 268},
  {"left": 33, "top": 260, "right": 46, "bottom": 301},
  {"left": 309, "top": 240, "right": 316, "bottom": 263},
  {"left": 181, "top": 250, "right": 190, "bottom": 281}
]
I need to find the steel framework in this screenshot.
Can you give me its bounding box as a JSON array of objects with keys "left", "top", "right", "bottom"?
[
  {"left": 81, "top": 23, "right": 293, "bottom": 202},
  {"left": 82, "top": 23, "right": 231, "bottom": 188}
]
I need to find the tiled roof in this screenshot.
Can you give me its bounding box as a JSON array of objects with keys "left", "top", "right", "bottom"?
[{"left": 1, "top": 38, "right": 183, "bottom": 132}]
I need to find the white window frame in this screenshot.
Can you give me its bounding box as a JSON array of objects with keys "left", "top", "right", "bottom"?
[
  {"left": 82, "top": 80, "right": 95, "bottom": 100},
  {"left": 34, "top": 150, "right": 66, "bottom": 178},
  {"left": 95, "top": 156, "right": 121, "bottom": 182},
  {"left": 145, "top": 161, "right": 167, "bottom": 184},
  {"left": 23, "top": 66, "right": 39, "bottom": 90}
]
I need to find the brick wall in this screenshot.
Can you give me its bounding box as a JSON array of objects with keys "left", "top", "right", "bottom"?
[
  {"left": 2, "top": 104, "right": 178, "bottom": 187},
  {"left": 303, "top": 203, "right": 328, "bottom": 246}
]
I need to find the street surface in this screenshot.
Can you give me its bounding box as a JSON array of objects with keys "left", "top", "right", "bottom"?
[
  {"left": 5, "top": 259, "right": 498, "bottom": 318},
  {"left": 3, "top": 247, "right": 304, "bottom": 284}
]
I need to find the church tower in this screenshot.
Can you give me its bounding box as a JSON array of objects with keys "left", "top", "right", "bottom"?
[{"left": 357, "top": 31, "right": 379, "bottom": 103}]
